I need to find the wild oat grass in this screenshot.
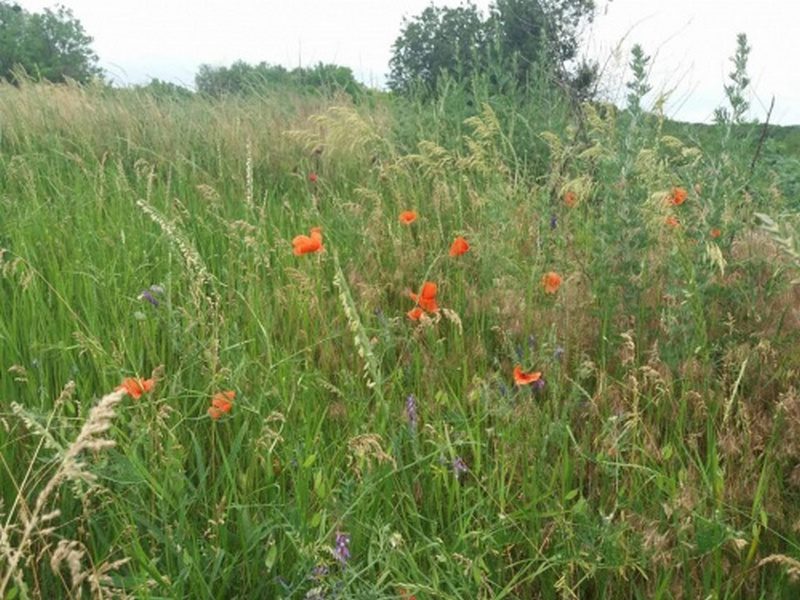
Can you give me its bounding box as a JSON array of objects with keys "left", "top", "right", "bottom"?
[{"left": 1, "top": 77, "right": 800, "bottom": 598}]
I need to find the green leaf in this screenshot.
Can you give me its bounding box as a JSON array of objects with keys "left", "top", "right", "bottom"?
[{"left": 264, "top": 543, "right": 278, "bottom": 571}]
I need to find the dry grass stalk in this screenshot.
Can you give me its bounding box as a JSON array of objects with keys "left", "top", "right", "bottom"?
[{"left": 0, "top": 386, "right": 128, "bottom": 597}]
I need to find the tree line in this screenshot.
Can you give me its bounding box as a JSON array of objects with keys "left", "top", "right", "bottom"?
[{"left": 0, "top": 0, "right": 596, "bottom": 99}]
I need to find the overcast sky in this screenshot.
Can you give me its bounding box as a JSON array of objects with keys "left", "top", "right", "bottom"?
[{"left": 15, "top": 0, "right": 800, "bottom": 124}]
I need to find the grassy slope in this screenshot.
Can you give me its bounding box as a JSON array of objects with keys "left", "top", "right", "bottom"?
[{"left": 1, "top": 81, "right": 800, "bottom": 598}]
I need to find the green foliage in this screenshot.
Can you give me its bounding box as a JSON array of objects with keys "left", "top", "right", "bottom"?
[
  {"left": 195, "top": 60, "right": 364, "bottom": 98},
  {"left": 2, "top": 54, "right": 800, "bottom": 597},
  {"left": 487, "top": 0, "right": 593, "bottom": 74},
  {"left": 625, "top": 44, "right": 651, "bottom": 116},
  {"left": 0, "top": 1, "right": 101, "bottom": 84},
  {"left": 134, "top": 78, "right": 193, "bottom": 100},
  {"left": 389, "top": 3, "right": 488, "bottom": 94},
  {"left": 388, "top": 0, "right": 596, "bottom": 97},
  {"left": 714, "top": 33, "right": 752, "bottom": 127}
]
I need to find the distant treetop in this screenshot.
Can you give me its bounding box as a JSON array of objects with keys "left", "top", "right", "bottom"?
[
  {"left": 0, "top": 1, "right": 102, "bottom": 84},
  {"left": 194, "top": 61, "right": 364, "bottom": 98},
  {"left": 389, "top": 0, "right": 596, "bottom": 98}
]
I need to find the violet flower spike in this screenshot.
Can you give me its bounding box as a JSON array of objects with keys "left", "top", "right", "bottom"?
[
  {"left": 334, "top": 532, "right": 351, "bottom": 566},
  {"left": 139, "top": 284, "right": 164, "bottom": 307},
  {"left": 453, "top": 456, "right": 468, "bottom": 479},
  {"left": 138, "top": 289, "right": 159, "bottom": 307},
  {"left": 405, "top": 394, "right": 418, "bottom": 430},
  {"left": 310, "top": 564, "right": 329, "bottom": 580}
]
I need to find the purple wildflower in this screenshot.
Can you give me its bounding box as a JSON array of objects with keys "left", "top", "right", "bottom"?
[
  {"left": 452, "top": 457, "right": 468, "bottom": 479},
  {"left": 405, "top": 394, "right": 418, "bottom": 430},
  {"left": 550, "top": 214, "right": 558, "bottom": 229},
  {"left": 310, "top": 564, "right": 329, "bottom": 580},
  {"left": 139, "top": 290, "right": 159, "bottom": 307},
  {"left": 532, "top": 378, "right": 546, "bottom": 392},
  {"left": 334, "top": 532, "right": 351, "bottom": 566},
  {"left": 138, "top": 284, "right": 164, "bottom": 307}
]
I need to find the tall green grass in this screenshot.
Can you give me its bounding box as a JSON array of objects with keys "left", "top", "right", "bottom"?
[{"left": 1, "top": 76, "right": 800, "bottom": 598}]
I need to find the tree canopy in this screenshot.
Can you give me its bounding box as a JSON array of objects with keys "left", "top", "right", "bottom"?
[
  {"left": 389, "top": 0, "right": 595, "bottom": 96},
  {"left": 0, "top": 1, "right": 101, "bottom": 84},
  {"left": 195, "top": 61, "right": 363, "bottom": 98}
]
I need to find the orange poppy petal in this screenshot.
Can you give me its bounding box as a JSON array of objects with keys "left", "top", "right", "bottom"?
[
  {"left": 421, "top": 298, "right": 438, "bottom": 312},
  {"left": 293, "top": 230, "right": 323, "bottom": 255},
  {"left": 420, "top": 282, "right": 437, "bottom": 300},
  {"left": 408, "top": 282, "right": 439, "bottom": 314},
  {"left": 417, "top": 282, "right": 438, "bottom": 312},
  {"left": 407, "top": 307, "right": 425, "bottom": 321},
  {"left": 211, "top": 390, "right": 235, "bottom": 414},
  {"left": 211, "top": 398, "right": 232, "bottom": 413},
  {"left": 670, "top": 187, "right": 688, "bottom": 206},
  {"left": 513, "top": 365, "right": 542, "bottom": 386},
  {"left": 542, "top": 272, "right": 562, "bottom": 294},
  {"left": 449, "top": 236, "right": 469, "bottom": 257},
  {"left": 116, "top": 377, "right": 155, "bottom": 400},
  {"left": 399, "top": 210, "right": 418, "bottom": 224},
  {"left": 293, "top": 234, "right": 312, "bottom": 247}
]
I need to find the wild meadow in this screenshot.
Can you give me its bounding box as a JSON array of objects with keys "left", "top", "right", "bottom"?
[{"left": 2, "top": 67, "right": 800, "bottom": 599}]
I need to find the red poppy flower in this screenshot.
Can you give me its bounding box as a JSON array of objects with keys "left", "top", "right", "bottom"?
[
  {"left": 308, "top": 172, "right": 318, "bottom": 183},
  {"left": 292, "top": 226, "right": 323, "bottom": 255},
  {"left": 409, "top": 281, "right": 438, "bottom": 313},
  {"left": 116, "top": 377, "right": 155, "bottom": 400},
  {"left": 513, "top": 365, "right": 542, "bottom": 386},
  {"left": 669, "top": 187, "right": 687, "bottom": 206},
  {"left": 542, "top": 271, "right": 562, "bottom": 294},
  {"left": 208, "top": 390, "right": 235, "bottom": 420},
  {"left": 449, "top": 236, "right": 469, "bottom": 257},
  {"left": 710, "top": 228, "right": 721, "bottom": 239},
  {"left": 399, "top": 210, "right": 418, "bottom": 225},
  {"left": 406, "top": 307, "right": 425, "bottom": 321},
  {"left": 564, "top": 190, "right": 578, "bottom": 208}
]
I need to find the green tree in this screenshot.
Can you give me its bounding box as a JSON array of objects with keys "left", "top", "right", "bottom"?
[
  {"left": 195, "top": 61, "right": 363, "bottom": 98},
  {"left": 388, "top": 0, "right": 595, "bottom": 96},
  {"left": 0, "top": 1, "right": 101, "bottom": 84},
  {"left": 388, "top": 3, "right": 487, "bottom": 94},
  {"left": 135, "top": 78, "right": 193, "bottom": 100}
]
